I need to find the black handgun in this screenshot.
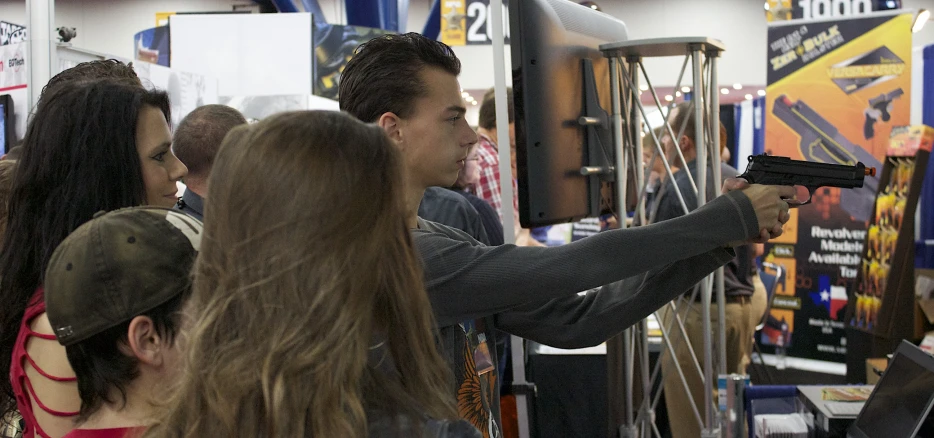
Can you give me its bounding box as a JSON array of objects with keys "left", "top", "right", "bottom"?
[{"left": 738, "top": 154, "right": 876, "bottom": 205}]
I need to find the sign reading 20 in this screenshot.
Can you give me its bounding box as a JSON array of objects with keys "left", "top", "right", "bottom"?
[{"left": 465, "top": 0, "right": 510, "bottom": 45}]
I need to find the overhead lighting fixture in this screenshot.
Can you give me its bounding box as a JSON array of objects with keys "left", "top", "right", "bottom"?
[
  {"left": 720, "top": 88, "right": 729, "bottom": 94},
  {"left": 639, "top": 83, "right": 649, "bottom": 91},
  {"left": 664, "top": 94, "right": 673, "bottom": 102},
  {"left": 757, "top": 89, "right": 766, "bottom": 97},
  {"left": 733, "top": 83, "right": 742, "bottom": 90},
  {"left": 681, "top": 86, "right": 691, "bottom": 93},
  {"left": 764, "top": 1, "right": 770, "bottom": 11},
  {"left": 675, "top": 91, "right": 682, "bottom": 97},
  {"left": 471, "top": 101, "right": 477, "bottom": 106},
  {"left": 745, "top": 94, "right": 753, "bottom": 100},
  {"left": 913, "top": 9, "right": 930, "bottom": 33}
]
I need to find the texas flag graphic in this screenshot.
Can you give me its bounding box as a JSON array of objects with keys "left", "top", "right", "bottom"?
[{"left": 809, "top": 275, "right": 848, "bottom": 320}]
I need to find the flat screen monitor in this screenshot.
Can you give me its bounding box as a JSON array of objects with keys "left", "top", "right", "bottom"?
[
  {"left": 509, "top": 0, "right": 628, "bottom": 227},
  {"left": 0, "top": 94, "right": 12, "bottom": 154},
  {"left": 848, "top": 340, "right": 934, "bottom": 438}
]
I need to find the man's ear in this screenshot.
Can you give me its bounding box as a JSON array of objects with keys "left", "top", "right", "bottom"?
[
  {"left": 679, "top": 135, "right": 695, "bottom": 153},
  {"left": 124, "top": 316, "right": 166, "bottom": 368},
  {"left": 377, "top": 112, "right": 404, "bottom": 147}
]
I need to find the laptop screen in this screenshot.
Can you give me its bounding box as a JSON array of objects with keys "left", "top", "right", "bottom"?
[{"left": 851, "top": 341, "right": 934, "bottom": 438}]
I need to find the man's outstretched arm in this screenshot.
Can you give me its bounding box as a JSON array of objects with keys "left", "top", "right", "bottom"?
[
  {"left": 493, "top": 250, "right": 730, "bottom": 349},
  {"left": 417, "top": 189, "right": 763, "bottom": 327}
]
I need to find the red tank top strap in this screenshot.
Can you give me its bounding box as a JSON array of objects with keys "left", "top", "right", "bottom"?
[
  {"left": 21, "top": 375, "right": 79, "bottom": 417},
  {"left": 23, "top": 348, "right": 77, "bottom": 383},
  {"left": 23, "top": 330, "right": 56, "bottom": 341},
  {"left": 11, "top": 286, "right": 80, "bottom": 438}
]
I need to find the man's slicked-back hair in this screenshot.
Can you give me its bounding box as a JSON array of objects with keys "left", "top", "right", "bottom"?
[
  {"left": 339, "top": 32, "right": 461, "bottom": 123},
  {"left": 173, "top": 104, "right": 247, "bottom": 178},
  {"left": 478, "top": 87, "right": 513, "bottom": 130}
]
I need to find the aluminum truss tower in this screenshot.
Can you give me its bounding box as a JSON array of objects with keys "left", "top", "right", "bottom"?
[{"left": 600, "top": 37, "right": 728, "bottom": 438}]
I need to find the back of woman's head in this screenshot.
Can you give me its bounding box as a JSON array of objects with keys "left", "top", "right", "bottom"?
[
  {"left": 0, "top": 79, "right": 170, "bottom": 417},
  {"left": 146, "top": 111, "right": 455, "bottom": 437}
]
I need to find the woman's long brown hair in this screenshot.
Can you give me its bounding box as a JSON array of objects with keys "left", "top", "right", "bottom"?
[{"left": 145, "top": 111, "right": 456, "bottom": 437}]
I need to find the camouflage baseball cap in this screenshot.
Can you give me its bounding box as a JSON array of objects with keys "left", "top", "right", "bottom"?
[{"left": 44, "top": 207, "right": 202, "bottom": 346}]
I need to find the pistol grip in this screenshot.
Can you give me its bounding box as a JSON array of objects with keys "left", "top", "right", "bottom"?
[{"left": 863, "top": 113, "right": 876, "bottom": 140}]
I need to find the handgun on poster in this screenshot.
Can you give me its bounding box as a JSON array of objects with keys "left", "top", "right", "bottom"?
[
  {"left": 771, "top": 95, "right": 882, "bottom": 221},
  {"left": 738, "top": 154, "right": 876, "bottom": 206},
  {"left": 864, "top": 88, "right": 904, "bottom": 140}
]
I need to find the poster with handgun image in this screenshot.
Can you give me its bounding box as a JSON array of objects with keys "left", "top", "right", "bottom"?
[
  {"left": 312, "top": 24, "right": 393, "bottom": 100},
  {"left": 763, "top": 11, "right": 911, "bottom": 363}
]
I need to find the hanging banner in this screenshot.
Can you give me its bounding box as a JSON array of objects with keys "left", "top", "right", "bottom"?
[
  {"left": 760, "top": 11, "right": 911, "bottom": 363},
  {"left": 134, "top": 26, "right": 170, "bottom": 67},
  {"left": 440, "top": 0, "right": 509, "bottom": 46},
  {"left": 0, "top": 42, "right": 27, "bottom": 91},
  {"left": 312, "top": 24, "right": 392, "bottom": 100},
  {"left": 766, "top": 0, "right": 902, "bottom": 22},
  {"left": 132, "top": 61, "right": 219, "bottom": 128},
  {"left": 0, "top": 21, "right": 26, "bottom": 46}
]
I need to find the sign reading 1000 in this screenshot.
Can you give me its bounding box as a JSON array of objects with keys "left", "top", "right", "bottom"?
[{"left": 797, "top": 0, "right": 876, "bottom": 20}]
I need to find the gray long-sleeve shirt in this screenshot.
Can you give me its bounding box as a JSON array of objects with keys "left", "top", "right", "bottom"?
[{"left": 411, "top": 189, "right": 759, "bottom": 436}]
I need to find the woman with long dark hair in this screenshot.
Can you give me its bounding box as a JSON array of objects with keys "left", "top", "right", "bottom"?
[
  {"left": 0, "top": 79, "right": 187, "bottom": 438},
  {"left": 144, "top": 111, "right": 478, "bottom": 438}
]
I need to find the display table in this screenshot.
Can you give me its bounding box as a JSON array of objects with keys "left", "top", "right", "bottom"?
[{"left": 797, "top": 385, "right": 873, "bottom": 437}]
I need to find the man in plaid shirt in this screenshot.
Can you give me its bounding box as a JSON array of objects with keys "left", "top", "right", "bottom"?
[{"left": 473, "top": 88, "right": 541, "bottom": 245}]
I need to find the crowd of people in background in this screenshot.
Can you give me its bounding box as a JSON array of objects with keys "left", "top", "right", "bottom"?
[{"left": 0, "top": 31, "right": 792, "bottom": 438}]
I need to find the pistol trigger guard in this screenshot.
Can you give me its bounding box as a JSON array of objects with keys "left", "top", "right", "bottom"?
[{"left": 789, "top": 187, "right": 815, "bottom": 207}]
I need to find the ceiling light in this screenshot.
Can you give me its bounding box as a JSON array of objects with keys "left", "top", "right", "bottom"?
[
  {"left": 757, "top": 89, "right": 766, "bottom": 97},
  {"left": 664, "top": 94, "right": 673, "bottom": 102},
  {"left": 461, "top": 91, "right": 470, "bottom": 97},
  {"left": 639, "top": 83, "right": 649, "bottom": 91},
  {"left": 675, "top": 91, "right": 682, "bottom": 97},
  {"left": 913, "top": 9, "right": 930, "bottom": 33},
  {"left": 744, "top": 94, "right": 753, "bottom": 100},
  {"left": 764, "top": 2, "right": 770, "bottom": 11},
  {"left": 471, "top": 101, "right": 477, "bottom": 105},
  {"left": 720, "top": 88, "right": 729, "bottom": 94},
  {"left": 681, "top": 86, "right": 691, "bottom": 93},
  {"left": 733, "top": 83, "right": 742, "bottom": 90}
]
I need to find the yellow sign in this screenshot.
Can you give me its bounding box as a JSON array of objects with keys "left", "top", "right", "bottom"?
[
  {"left": 440, "top": 1, "right": 466, "bottom": 46},
  {"left": 766, "top": 0, "right": 793, "bottom": 22},
  {"left": 156, "top": 12, "right": 175, "bottom": 27}
]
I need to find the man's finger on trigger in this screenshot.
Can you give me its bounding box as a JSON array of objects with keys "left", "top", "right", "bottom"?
[{"left": 776, "top": 185, "right": 796, "bottom": 199}]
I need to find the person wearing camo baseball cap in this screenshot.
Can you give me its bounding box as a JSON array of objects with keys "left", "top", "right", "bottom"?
[{"left": 43, "top": 207, "right": 202, "bottom": 438}]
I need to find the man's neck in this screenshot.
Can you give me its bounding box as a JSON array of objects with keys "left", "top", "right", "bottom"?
[
  {"left": 674, "top": 150, "right": 697, "bottom": 169},
  {"left": 183, "top": 177, "right": 207, "bottom": 198},
  {"left": 76, "top": 394, "right": 151, "bottom": 431},
  {"left": 405, "top": 181, "right": 426, "bottom": 229}
]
